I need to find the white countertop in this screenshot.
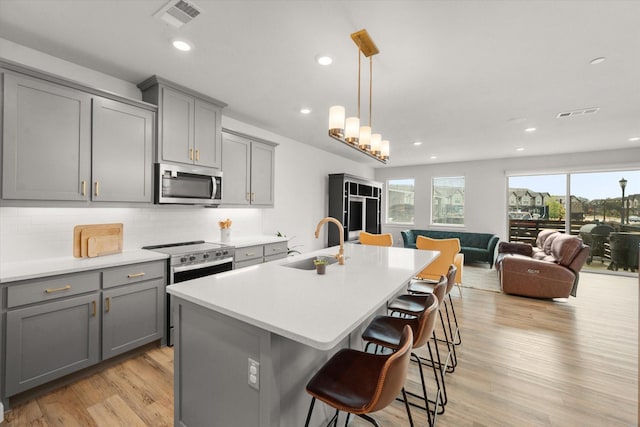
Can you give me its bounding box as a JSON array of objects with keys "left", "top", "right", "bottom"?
[
  {"left": 209, "top": 235, "right": 288, "bottom": 248},
  {"left": 0, "top": 250, "right": 169, "bottom": 283},
  {"left": 167, "top": 243, "right": 438, "bottom": 350}
]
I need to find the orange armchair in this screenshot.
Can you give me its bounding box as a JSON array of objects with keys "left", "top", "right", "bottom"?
[
  {"left": 415, "top": 235, "right": 461, "bottom": 281},
  {"left": 359, "top": 231, "right": 393, "bottom": 247}
]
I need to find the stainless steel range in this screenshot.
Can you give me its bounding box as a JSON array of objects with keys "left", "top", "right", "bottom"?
[{"left": 142, "top": 240, "right": 234, "bottom": 345}]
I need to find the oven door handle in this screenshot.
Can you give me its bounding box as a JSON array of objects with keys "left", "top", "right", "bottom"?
[{"left": 173, "top": 257, "right": 234, "bottom": 273}]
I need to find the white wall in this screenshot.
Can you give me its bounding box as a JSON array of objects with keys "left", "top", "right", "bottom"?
[
  {"left": 0, "top": 40, "right": 374, "bottom": 262},
  {"left": 375, "top": 148, "right": 640, "bottom": 245}
]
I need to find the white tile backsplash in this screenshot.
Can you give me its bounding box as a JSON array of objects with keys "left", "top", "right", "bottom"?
[{"left": 0, "top": 206, "right": 263, "bottom": 262}]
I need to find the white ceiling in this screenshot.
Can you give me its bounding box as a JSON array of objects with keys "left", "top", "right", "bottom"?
[{"left": 1, "top": 0, "right": 639, "bottom": 168}]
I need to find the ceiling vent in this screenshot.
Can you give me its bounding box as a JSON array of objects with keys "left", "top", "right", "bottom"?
[
  {"left": 556, "top": 107, "right": 600, "bottom": 118},
  {"left": 154, "top": 0, "right": 203, "bottom": 28}
]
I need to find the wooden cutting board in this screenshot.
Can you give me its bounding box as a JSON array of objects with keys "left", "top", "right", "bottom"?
[
  {"left": 73, "top": 223, "right": 123, "bottom": 258},
  {"left": 87, "top": 234, "right": 122, "bottom": 258}
]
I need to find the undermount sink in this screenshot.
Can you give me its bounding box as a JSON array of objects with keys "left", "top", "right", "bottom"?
[{"left": 282, "top": 256, "right": 339, "bottom": 270}]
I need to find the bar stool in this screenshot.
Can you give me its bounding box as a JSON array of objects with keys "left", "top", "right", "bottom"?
[
  {"left": 388, "top": 275, "right": 451, "bottom": 412},
  {"left": 361, "top": 293, "right": 441, "bottom": 427},
  {"left": 403, "top": 265, "right": 459, "bottom": 374},
  {"left": 304, "top": 325, "right": 415, "bottom": 427},
  {"left": 359, "top": 231, "right": 394, "bottom": 247}
]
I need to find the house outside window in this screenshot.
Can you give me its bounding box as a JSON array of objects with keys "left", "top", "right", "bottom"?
[
  {"left": 386, "top": 178, "right": 415, "bottom": 224},
  {"left": 432, "top": 176, "right": 465, "bottom": 225}
]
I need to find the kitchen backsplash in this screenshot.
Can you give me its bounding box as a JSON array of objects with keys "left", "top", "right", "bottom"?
[{"left": 0, "top": 207, "right": 263, "bottom": 263}]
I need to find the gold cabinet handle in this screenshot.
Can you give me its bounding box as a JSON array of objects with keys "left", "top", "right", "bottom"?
[
  {"left": 92, "top": 300, "right": 97, "bottom": 317},
  {"left": 251, "top": 192, "right": 255, "bottom": 202},
  {"left": 189, "top": 148, "right": 194, "bottom": 160},
  {"left": 45, "top": 284, "right": 71, "bottom": 293},
  {"left": 195, "top": 149, "right": 200, "bottom": 161},
  {"left": 105, "top": 297, "right": 111, "bottom": 313},
  {"left": 81, "top": 180, "right": 86, "bottom": 196},
  {"left": 246, "top": 192, "right": 251, "bottom": 201},
  {"left": 127, "top": 272, "right": 145, "bottom": 278},
  {"left": 245, "top": 252, "right": 255, "bottom": 257},
  {"left": 94, "top": 181, "right": 100, "bottom": 196}
]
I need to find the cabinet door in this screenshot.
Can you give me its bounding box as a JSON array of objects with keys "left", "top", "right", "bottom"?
[
  {"left": 5, "top": 293, "right": 100, "bottom": 396},
  {"left": 102, "top": 279, "right": 164, "bottom": 359},
  {"left": 160, "top": 86, "right": 193, "bottom": 165},
  {"left": 2, "top": 72, "right": 91, "bottom": 201},
  {"left": 221, "top": 133, "right": 251, "bottom": 205},
  {"left": 92, "top": 97, "right": 154, "bottom": 202},
  {"left": 194, "top": 99, "right": 221, "bottom": 169},
  {"left": 250, "top": 141, "right": 275, "bottom": 206}
]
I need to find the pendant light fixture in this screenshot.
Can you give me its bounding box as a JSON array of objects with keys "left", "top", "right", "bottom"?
[{"left": 328, "top": 29, "right": 389, "bottom": 163}]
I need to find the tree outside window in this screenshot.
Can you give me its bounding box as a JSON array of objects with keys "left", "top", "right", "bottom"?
[{"left": 432, "top": 176, "right": 465, "bottom": 225}]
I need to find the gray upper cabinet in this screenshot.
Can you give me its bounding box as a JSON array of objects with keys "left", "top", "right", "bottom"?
[
  {"left": 221, "top": 131, "right": 276, "bottom": 207},
  {"left": 2, "top": 71, "right": 91, "bottom": 201},
  {"left": 92, "top": 97, "right": 154, "bottom": 202},
  {"left": 138, "top": 76, "right": 226, "bottom": 171},
  {"left": 1, "top": 66, "right": 157, "bottom": 203}
]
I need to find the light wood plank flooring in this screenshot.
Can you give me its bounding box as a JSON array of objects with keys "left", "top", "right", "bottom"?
[{"left": 2, "top": 271, "right": 637, "bottom": 426}]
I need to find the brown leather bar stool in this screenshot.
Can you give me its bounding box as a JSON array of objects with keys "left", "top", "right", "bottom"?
[
  {"left": 410, "top": 262, "right": 462, "bottom": 347},
  {"left": 404, "top": 264, "right": 459, "bottom": 374},
  {"left": 361, "top": 293, "right": 441, "bottom": 427},
  {"left": 304, "top": 325, "right": 415, "bottom": 427},
  {"left": 387, "top": 275, "right": 451, "bottom": 413}
]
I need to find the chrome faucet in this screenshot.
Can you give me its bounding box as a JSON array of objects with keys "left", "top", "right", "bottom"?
[{"left": 314, "top": 217, "right": 345, "bottom": 265}]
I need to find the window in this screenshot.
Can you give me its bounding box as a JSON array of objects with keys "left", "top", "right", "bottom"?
[
  {"left": 432, "top": 176, "right": 465, "bottom": 225},
  {"left": 386, "top": 179, "right": 415, "bottom": 224}
]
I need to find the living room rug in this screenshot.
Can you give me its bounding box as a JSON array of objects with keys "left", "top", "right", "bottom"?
[{"left": 460, "top": 264, "right": 502, "bottom": 293}]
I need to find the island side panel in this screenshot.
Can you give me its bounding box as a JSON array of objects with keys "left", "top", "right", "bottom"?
[{"left": 174, "top": 297, "right": 274, "bottom": 427}]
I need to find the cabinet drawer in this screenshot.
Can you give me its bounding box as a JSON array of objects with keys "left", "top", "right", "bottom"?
[
  {"left": 264, "top": 242, "right": 288, "bottom": 257},
  {"left": 7, "top": 271, "right": 101, "bottom": 308},
  {"left": 234, "top": 258, "right": 264, "bottom": 270},
  {"left": 103, "top": 261, "right": 166, "bottom": 289},
  {"left": 264, "top": 253, "right": 287, "bottom": 263},
  {"left": 235, "top": 245, "right": 263, "bottom": 262}
]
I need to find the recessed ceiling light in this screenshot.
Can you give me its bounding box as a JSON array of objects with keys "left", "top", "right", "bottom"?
[
  {"left": 516, "top": 147, "right": 525, "bottom": 152},
  {"left": 316, "top": 55, "right": 333, "bottom": 66},
  {"left": 524, "top": 127, "right": 536, "bottom": 133},
  {"left": 300, "top": 108, "right": 311, "bottom": 115},
  {"left": 413, "top": 141, "right": 423, "bottom": 146},
  {"left": 590, "top": 57, "right": 606, "bottom": 65},
  {"left": 172, "top": 39, "right": 192, "bottom": 52},
  {"left": 629, "top": 136, "right": 640, "bottom": 142},
  {"left": 430, "top": 155, "right": 437, "bottom": 160}
]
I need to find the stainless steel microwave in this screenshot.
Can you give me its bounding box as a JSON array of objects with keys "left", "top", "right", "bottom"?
[{"left": 155, "top": 163, "right": 222, "bottom": 206}]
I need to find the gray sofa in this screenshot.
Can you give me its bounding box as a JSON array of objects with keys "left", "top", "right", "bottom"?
[{"left": 401, "top": 229, "right": 500, "bottom": 268}]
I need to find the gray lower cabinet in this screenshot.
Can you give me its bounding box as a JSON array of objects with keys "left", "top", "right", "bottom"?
[
  {"left": 5, "top": 293, "right": 100, "bottom": 396},
  {"left": 221, "top": 131, "right": 276, "bottom": 207},
  {"left": 102, "top": 278, "right": 164, "bottom": 359},
  {"left": 2, "top": 260, "right": 166, "bottom": 399},
  {"left": 234, "top": 242, "right": 288, "bottom": 269}
]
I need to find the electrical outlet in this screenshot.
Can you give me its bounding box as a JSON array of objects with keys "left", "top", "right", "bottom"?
[{"left": 248, "top": 358, "right": 260, "bottom": 390}]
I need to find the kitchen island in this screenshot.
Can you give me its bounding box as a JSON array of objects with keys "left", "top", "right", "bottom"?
[{"left": 167, "top": 243, "right": 438, "bottom": 427}]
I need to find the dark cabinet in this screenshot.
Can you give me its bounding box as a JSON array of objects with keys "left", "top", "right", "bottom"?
[{"left": 328, "top": 174, "right": 382, "bottom": 247}]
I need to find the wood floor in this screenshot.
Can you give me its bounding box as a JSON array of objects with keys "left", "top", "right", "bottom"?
[{"left": 2, "top": 271, "right": 637, "bottom": 427}]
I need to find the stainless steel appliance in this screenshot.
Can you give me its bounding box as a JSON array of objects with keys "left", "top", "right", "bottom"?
[
  {"left": 155, "top": 163, "right": 222, "bottom": 205},
  {"left": 142, "top": 240, "right": 234, "bottom": 345}
]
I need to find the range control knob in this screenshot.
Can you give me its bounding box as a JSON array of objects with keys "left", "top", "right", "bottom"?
[
  {"left": 189, "top": 255, "right": 196, "bottom": 261},
  {"left": 203, "top": 253, "right": 210, "bottom": 259},
  {"left": 222, "top": 250, "right": 229, "bottom": 255},
  {"left": 215, "top": 251, "right": 222, "bottom": 257},
  {"left": 180, "top": 257, "right": 187, "bottom": 263}
]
